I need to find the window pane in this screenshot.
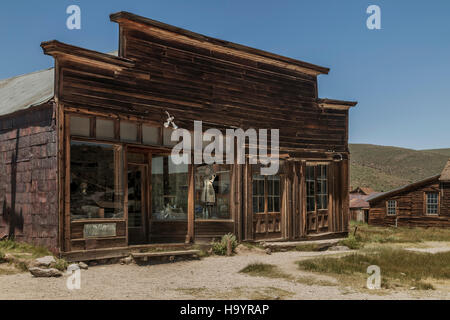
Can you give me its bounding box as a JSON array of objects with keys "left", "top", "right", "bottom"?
[
  {"left": 259, "top": 196, "right": 264, "bottom": 213},
  {"left": 252, "top": 197, "right": 258, "bottom": 214},
  {"left": 120, "top": 122, "right": 138, "bottom": 142},
  {"left": 70, "top": 116, "right": 90, "bottom": 137},
  {"left": 163, "top": 128, "right": 178, "bottom": 146},
  {"left": 152, "top": 156, "right": 189, "bottom": 220},
  {"left": 268, "top": 196, "right": 273, "bottom": 212},
  {"left": 274, "top": 196, "right": 280, "bottom": 212},
  {"left": 143, "top": 125, "right": 160, "bottom": 145},
  {"left": 427, "top": 193, "right": 439, "bottom": 215},
  {"left": 194, "top": 164, "right": 231, "bottom": 220},
  {"left": 70, "top": 141, "right": 124, "bottom": 220},
  {"left": 387, "top": 200, "right": 397, "bottom": 215},
  {"left": 96, "top": 119, "right": 115, "bottom": 139}
]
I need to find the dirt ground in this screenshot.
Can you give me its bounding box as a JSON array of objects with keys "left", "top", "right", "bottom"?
[{"left": 1, "top": 248, "right": 449, "bottom": 300}]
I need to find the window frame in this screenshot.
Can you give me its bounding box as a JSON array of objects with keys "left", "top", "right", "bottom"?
[
  {"left": 252, "top": 174, "right": 281, "bottom": 215},
  {"left": 69, "top": 138, "right": 125, "bottom": 221},
  {"left": 194, "top": 164, "right": 233, "bottom": 221},
  {"left": 425, "top": 192, "right": 440, "bottom": 216},
  {"left": 386, "top": 200, "right": 397, "bottom": 216},
  {"left": 306, "top": 164, "right": 329, "bottom": 213}
]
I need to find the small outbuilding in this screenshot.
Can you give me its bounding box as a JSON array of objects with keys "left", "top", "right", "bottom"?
[{"left": 367, "top": 159, "right": 450, "bottom": 227}]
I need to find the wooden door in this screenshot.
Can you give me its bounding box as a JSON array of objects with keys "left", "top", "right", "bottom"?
[
  {"left": 252, "top": 174, "right": 282, "bottom": 240},
  {"left": 306, "top": 164, "right": 329, "bottom": 234},
  {"left": 127, "top": 164, "right": 148, "bottom": 244}
]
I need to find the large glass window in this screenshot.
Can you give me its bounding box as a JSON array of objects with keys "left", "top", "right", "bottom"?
[
  {"left": 306, "top": 165, "right": 328, "bottom": 212},
  {"left": 151, "top": 156, "right": 188, "bottom": 220},
  {"left": 70, "top": 141, "right": 124, "bottom": 220},
  {"left": 252, "top": 174, "right": 281, "bottom": 214},
  {"left": 426, "top": 193, "right": 439, "bottom": 215},
  {"left": 195, "top": 164, "right": 231, "bottom": 219}
]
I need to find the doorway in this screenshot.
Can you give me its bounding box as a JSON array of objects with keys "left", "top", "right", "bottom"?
[
  {"left": 127, "top": 163, "right": 148, "bottom": 245},
  {"left": 126, "top": 149, "right": 190, "bottom": 245}
]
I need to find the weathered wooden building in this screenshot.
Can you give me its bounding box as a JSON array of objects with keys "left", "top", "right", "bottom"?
[
  {"left": 367, "top": 159, "right": 450, "bottom": 227},
  {"left": 0, "top": 12, "right": 356, "bottom": 258},
  {"left": 349, "top": 187, "right": 379, "bottom": 223}
]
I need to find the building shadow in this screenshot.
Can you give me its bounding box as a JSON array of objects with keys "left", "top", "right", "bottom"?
[{"left": 1, "top": 129, "right": 24, "bottom": 240}]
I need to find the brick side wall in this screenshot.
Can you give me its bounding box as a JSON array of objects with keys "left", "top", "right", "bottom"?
[{"left": 0, "top": 103, "right": 59, "bottom": 253}]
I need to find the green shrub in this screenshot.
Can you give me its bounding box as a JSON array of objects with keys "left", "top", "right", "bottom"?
[
  {"left": 212, "top": 233, "right": 238, "bottom": 256},
  {"left": 339, "top": 235, "right": 363, "bottom": 250},
  {"left": 53, "top": 259, "right": 69, "bottom": 272}
]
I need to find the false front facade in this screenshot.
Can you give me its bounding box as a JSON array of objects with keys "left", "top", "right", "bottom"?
[{"left": 0, "top": 12, "right": 356, "bottom": 257}]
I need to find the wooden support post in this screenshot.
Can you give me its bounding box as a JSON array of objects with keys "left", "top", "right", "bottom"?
[{"left": 186, "top": 163, "right": 195, "bottom": 243}]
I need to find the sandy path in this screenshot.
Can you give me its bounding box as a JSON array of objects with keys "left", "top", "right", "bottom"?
[{"left": 0, "top": 250, "right": 448, "bottom": 300}]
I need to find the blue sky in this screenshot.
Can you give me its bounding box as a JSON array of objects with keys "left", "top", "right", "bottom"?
[{"left": 1, "top": 1, "right": 450, "bottom": 150}]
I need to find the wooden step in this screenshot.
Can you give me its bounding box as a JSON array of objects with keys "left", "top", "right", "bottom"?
[{"left": 131, "top": 249, "right": 201, "bottom": 259}]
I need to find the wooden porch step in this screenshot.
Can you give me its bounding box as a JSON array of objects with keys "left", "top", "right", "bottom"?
[
  {"left": 131, "top": 249, "right": 200, "bottom": 259},
  {"left": 61, "top": 243, "right": 193, "bottom": 262}
]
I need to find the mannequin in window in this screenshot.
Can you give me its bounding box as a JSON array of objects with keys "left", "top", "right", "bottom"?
[{"left": 201, "top": 174, "right": 216, "bottom": 218}]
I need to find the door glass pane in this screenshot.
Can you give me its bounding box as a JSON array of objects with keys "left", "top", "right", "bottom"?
[
  {"left": 252, "top": 174, "right": 265, "bottom": 213},
  {"left": 317, "top": 165, "right": 328, "bottom": 210},
  {"left": 152, "top": 156, "right": 188, "bottom": 220},
  {"left": 268, "top": 175, "right": 280, "bottom": 212},
  {"left": 306, "top": 166, "right": 315, "bottom": 212},
  {"left": 128, "top": 167, "right": 143, "bottom": 227}
]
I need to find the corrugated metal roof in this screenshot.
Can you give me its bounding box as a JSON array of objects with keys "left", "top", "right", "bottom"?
[{"left": 0, "top": 68, "right": 54, "bottom": 117}]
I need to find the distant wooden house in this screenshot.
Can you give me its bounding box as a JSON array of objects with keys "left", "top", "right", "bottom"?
[
  {"left": 0, "top": 12, "right": 357, "bottom": 259},
  {"left": 349, "top": 187, "right": 380, "bottom": 223},
  {"left": 367, "top": 160, "right": 450, "bottom": 227},
  {"left": 350, "top": 187, "right": 375, "bottom": 196}
]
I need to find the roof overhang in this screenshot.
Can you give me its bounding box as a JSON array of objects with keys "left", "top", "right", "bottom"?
[
  {"left": 318, "top": 98, "right": 358, "bottom": 111},
  {"left": 367, "top": 174, "right": 441, "bottom": 203},
  {"left": 41, "top": 40, "right": 135, "bottom": 70},
  {"left": 110, "top": 11, "right": 330, "bottom": 77}
]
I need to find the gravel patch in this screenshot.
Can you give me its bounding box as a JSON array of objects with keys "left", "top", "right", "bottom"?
[{"left": 0, "top": 250, "right": 449, "bottom": 300}]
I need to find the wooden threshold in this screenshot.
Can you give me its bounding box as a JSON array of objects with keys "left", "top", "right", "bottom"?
[
  {"left": 61, "top": 242, "right": 192, "bottom": 262},
  {"left": 131, "top": 249, "right": 200, "bottom": 259}
]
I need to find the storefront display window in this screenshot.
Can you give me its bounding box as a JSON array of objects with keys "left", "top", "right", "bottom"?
[
  {"left": 70, "top": 141, "right": 124, "bottom": 220},
  {"left": 195, "top": 164, "right": 231, "bottom": 220},
  {"left": 151, "top": 156, "right": 189, "bottom": 220}
]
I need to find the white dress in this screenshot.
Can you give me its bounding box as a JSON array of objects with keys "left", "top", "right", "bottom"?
[{"left": 201, "top": 175, "right": 216, "bottom": 204}]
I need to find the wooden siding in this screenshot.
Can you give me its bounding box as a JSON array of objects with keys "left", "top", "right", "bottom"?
[
  {"left": 50, "top": 25, "right": 348, "bottom": 155},
  {"left": 0, "top": 103, "right": 59, "bottom": 253},
  {"left": 35, "top": 16, "right": 353, "bottom": 252},
  {"left": 369, "top": 178, "right": 450, "bottom": 227}
]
